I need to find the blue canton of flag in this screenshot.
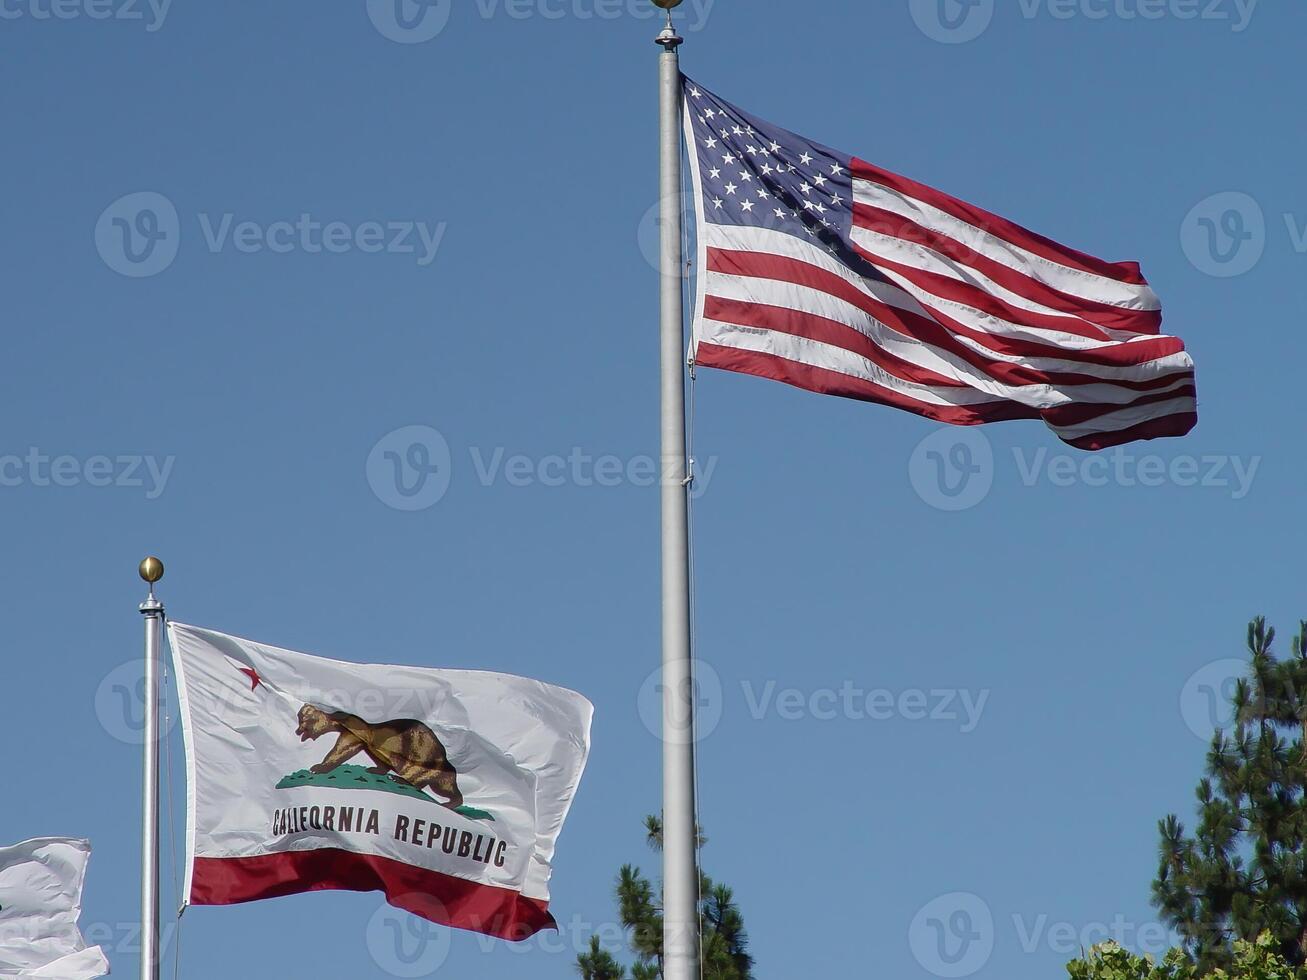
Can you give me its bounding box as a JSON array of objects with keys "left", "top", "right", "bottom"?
[{"left": 684, "top": 79, "right": 870, "bottom": 275}]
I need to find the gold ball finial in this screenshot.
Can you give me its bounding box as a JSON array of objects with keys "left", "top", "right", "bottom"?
[
  {"left": 139, "top": 556, "right": 165, "bottom": 584},
  {"left": 652, "top": 0, "right": 683, "bottom": 8}
]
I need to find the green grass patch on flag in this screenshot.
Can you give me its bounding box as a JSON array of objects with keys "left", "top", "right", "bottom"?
[{"left": 275, "top": 764, "right": 494, "bottom": 821}]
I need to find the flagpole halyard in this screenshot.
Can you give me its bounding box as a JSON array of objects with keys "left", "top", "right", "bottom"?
[
  {"left": 138, "top": 557, "right": 164, "bottom": 980},
  {"left": 653, "top": 6, "right": 703, "bottom": 980}
]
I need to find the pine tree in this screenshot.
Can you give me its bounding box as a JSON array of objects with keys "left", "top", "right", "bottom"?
[
  {"left": 1153, "top": 618, "right": 1307, "bottom": 972},
  {"left": 578, "top": 935, "right": 628, "bottom": 980},
  {"left": 577, "top": 815, "right": 754, "bottom": 980}
]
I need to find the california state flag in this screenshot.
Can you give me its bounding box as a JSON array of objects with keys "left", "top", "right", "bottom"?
[{"left": 169, "top": 623, "right": 593, "bottom": 941}]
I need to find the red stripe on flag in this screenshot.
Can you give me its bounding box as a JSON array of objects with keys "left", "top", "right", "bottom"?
[
  {"left": 1039, "top": 385, "right": 1199, "bottom": 429},
  {"left": 1064, "top": 411, "right": 1199, "bottom": 451},
  {"left": 706, "top": 248, "right": 1190, "bottom": 380},
  {"left": 849, "top": 157, "right": 1150, "bottom": 287},
  {"left": 846, "top": 238, "right": 1155, "bottom": 342},
  {"left": 191, "top": 850, "right": 555, "bottom": 941},
  {"left": 693, "top": 342, "right": 1034, "bottom": 425},
  {"left": 850, "top": 202, "right": 1163, "bottom": 336},
  {"left": 703, "top": 295, "right": 970, "bottom": 389}
]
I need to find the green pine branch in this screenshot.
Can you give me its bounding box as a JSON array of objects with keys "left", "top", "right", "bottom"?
[
  {"left": 579, "top": 815, "right": 754, "bottom": 980},
  {"left": 1153, "top": 618, "right": 1307, "bottom": 971}
]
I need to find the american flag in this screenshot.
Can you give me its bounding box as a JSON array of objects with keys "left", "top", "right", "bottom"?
[{"left": 682, "top": 76, "right": 1197, "bottom": 451}]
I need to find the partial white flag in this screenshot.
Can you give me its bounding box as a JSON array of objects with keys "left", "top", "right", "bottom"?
[
  {"left": 169, "top": 623, "right": 593, "bottom": 941},
  {"left": 0, "top": 838, "right": 109, "bottom": 979}
]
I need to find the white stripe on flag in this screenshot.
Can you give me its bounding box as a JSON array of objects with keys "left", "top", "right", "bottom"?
[
  {"left": 851, "top": 178, "right": 1162, "bottom": 311},
  {"left": 701, "top": 222, "right": 1131, "bottom": 353}
]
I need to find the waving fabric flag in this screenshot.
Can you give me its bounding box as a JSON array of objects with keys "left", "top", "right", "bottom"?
[
  {"left": 169, "top": 623, "right": 593, "bottom": 941},
  {"left": 0, "top": 838, "right": 110, "bottom": 979},
  {"left": 683, "top": 76, "right": 1197, "bottom": 450}
]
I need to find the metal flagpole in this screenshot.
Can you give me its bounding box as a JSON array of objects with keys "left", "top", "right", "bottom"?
[
  {"left": 138, "top": 556, "right": 165, "bottom": 980},
  {"left": 653, "top": 3, "right": 702, "bottom": 979}
]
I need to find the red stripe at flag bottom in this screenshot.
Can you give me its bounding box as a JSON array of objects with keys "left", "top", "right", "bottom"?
[{"left": 191, "top": 850, "right": 556, "bottom": 941}]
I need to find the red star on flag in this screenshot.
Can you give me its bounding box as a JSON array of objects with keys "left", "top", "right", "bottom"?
[{"left": 237, "top": 667, "right": 262, "bottom": 691}]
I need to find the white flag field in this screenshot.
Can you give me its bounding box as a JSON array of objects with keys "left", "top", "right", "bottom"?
[
  {"left": 169, "top": 622, "right": 593, "bottom": 940},
  {"left": 0, "top": 838, "right": 110, "bottom": 979}
]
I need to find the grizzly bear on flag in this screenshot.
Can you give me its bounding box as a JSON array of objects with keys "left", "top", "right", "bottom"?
[{"left": 296, "top": 704, "right": 464, "bottom": 811}]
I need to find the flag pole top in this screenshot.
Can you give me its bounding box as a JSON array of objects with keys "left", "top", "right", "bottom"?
[
  {"left": 139, "top": 556, "right": 164, "bottom": 585},
  {"left": 139, "top": 556, "right": 164, "bottom": 606},
  {"left": 652, "top": 0, "right": 682, "bottom": 47}
]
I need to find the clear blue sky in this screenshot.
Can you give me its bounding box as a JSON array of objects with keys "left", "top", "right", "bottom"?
[{"left": 2, "top": 1, "right": 1304, "bottom": 978}]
